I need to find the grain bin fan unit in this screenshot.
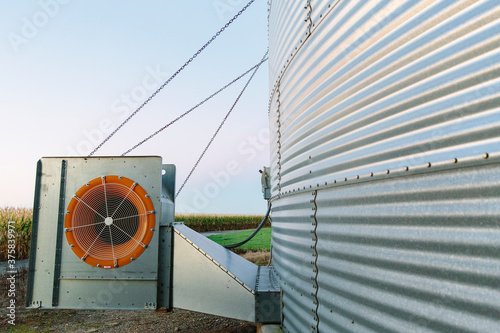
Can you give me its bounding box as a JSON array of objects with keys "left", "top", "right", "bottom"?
[
  {"left": 26, "top": 156, "right": 280, "bottom": 324},
  {"left": 26, "top": 157, "right": 171, "bottom": 309}
]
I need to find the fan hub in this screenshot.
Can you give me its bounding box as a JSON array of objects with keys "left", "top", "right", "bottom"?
[{"left": 104, "top": 217, "right": 113, "bottom": 226}]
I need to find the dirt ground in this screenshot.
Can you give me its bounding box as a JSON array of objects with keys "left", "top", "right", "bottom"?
[{"left": 0, "top": 251, "right": 270, "bottom": 333}]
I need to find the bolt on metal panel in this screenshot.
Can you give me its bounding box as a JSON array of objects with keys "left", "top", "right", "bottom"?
[
  {"left": 314, "top": 164, "right": 500, "bottom": 332},
  {"left": 271, "top": 191, "right": 319, "bottom": 332},
  {"left": 268, "top": 0, "right": 310, "bottom": 93}
]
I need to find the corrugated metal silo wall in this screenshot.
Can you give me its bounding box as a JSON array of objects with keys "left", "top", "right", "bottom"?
[{"left": 268, "top": 0, "right": 500, "bottom": 332}]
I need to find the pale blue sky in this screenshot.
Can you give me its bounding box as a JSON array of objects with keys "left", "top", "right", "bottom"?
[{"left": 0, "top": 1, "right": 270, "bottom": 214}]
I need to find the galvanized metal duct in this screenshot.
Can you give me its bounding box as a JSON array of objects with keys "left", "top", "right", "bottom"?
[{"left": 268, "top": 0, "right": 500, "bottom": 332}]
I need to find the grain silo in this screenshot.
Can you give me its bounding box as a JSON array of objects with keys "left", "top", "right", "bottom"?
[{"left": 267, "top": 0, "right": 500, "bottom": 331}]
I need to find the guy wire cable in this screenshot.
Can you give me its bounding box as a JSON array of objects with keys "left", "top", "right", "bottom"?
[{"left": 88, "top": 0, "right": 256, "bottom": 156}]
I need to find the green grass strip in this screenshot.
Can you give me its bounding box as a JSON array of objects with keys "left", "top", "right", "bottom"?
[{"left": 208, "top": 227, "right": 271, "bottom": 251}]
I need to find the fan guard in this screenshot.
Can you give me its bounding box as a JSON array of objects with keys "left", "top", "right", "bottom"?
[{"left": 65, "top": 175, "right": 155, "bottom": 269}]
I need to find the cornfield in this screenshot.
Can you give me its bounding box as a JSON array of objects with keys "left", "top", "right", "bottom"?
[
  {"left": 176, "top": 214, "right": 268, "bottom": 232},
  {"left": 0, "top": 207, "right": 267, "bottom": 261},
  {"left": 0, "top": 207, "right": 33, "bottom": 262}
]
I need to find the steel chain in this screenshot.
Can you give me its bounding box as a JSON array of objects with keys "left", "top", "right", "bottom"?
[
  {"left": 122, "top": 56, "right": 268, "bottom": 156},
  {"left": 176, "top": 50, "right": 268, "bottom": 198},
  {"left": 88, "top": 0, "right": 256, "bottom": 156}
]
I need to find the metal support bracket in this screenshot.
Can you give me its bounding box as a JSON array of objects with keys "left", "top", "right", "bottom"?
[
  {"left": 261, "top": 166, "right": 271, "bottom": 200},
  {"left": 52, "top": 159, "right": 67, "bottom": 306},
  {"left": 157, "top": 164, "right": 175, "bottom": 309},
  {"left": 25, "top": 160, "right": 42, "bottom": 307}
]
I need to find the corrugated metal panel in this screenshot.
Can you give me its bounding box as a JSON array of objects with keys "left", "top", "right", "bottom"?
[
  {"left": 268, "top": 0, "right": 308, "bottom": 92},
  {"left": 274, "top": 0, "right": 500, "bottom": 195},
  {"left": 268, "top": 0, "right": 500, "bottom": 332},
  {"left": 271, "top": 191, "right": 318, "bottom": 333},
  {"left": 315, "top": 164, "right": 500, "bottom": 332},
  {"left": 309, "top": 0, "right": 341, "bottom": 26}
]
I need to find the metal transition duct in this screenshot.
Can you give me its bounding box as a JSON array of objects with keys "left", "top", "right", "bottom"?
[
  {"left": 26, "top": 156, "right": 280, "bottom": 324},
  {"left": 268, "top": 0, "right": 500, "bottom": 332}
]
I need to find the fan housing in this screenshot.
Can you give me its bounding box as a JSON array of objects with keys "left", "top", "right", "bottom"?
[{"left": 65, "top": 175, "right": 155, "bottom": 269}]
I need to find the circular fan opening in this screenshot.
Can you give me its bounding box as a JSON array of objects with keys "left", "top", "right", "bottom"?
[
  {"left": 64, "top": 175, "right": 155, "bottom": 269},
  {"left": 94, "top": 198, "right": 139, "bottom": 245}
]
